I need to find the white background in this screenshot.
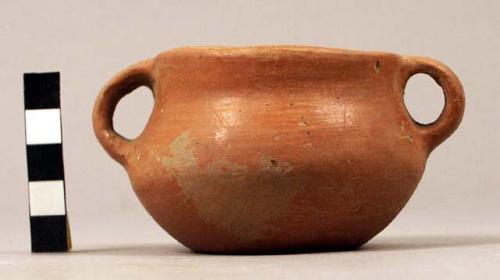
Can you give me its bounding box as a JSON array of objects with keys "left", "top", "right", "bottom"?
[{"left": 1, "top": 1, "right": 499, "bottom": 279}]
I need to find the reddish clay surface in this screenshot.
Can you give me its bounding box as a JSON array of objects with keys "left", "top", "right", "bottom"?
[{"left": 93, "top": 46, "right": 465, "bottom": 253}]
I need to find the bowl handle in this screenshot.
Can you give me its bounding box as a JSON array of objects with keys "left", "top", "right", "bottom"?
[
  {"left": 400, "top": 56, "right": 465, "bottom": 151},
  {"left": 92, "top": 59, "right": 154, "bottom": 165}
]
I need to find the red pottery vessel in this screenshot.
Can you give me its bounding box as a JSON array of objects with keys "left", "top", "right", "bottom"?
[{"left": 93, "top": 46, "right": 465, "bottom": 253}]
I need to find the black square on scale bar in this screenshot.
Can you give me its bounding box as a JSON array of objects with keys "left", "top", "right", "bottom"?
[
  {"left": 26, "top": 144, "right": 65, "bottom": 181},
  {"left": 30, "top": 215, "right": 68, "bottom": 252},
  {"left": 24, "top": 72, "right": 60, "bottom": 109}
]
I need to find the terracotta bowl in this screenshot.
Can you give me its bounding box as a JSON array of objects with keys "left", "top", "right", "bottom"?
[{"left": 93, "top": 46, "right": 464, "bottom": 253}]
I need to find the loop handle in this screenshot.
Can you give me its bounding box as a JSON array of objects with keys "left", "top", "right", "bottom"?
[
  {"left": 401, "top": 56, "right": 465, "bottom": 151},
  {"left": 92, "top": 59, "right": 154, "bottom": 165}
]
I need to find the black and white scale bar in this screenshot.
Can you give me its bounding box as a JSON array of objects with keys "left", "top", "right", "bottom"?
[{"left": 24, "top": 72, "right": 71, "bottom": 252}]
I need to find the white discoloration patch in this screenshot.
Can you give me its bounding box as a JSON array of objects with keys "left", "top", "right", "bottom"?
[
  {"left": 211, "top": 97, "right": 241, "bottom": 143},
  {"left": 162, "top": 132, "right": 196, "bottom": 170},
  {"left": 163, "top": 143, "right": 302, "bottom": 242},
  {"left": 400, "top": 135, "right": 414, "bottom": 143},
  {"left": 314, "top": 102, "right": 354, "bottom": 129},
  {"left": 399, "top": 120, "right": 414, "bottom": 143},
  {"left": 298, "top": 115, "right": 308, "bottom": 127}
]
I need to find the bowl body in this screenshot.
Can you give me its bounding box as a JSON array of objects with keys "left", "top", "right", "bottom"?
[{"left": 93, "top": 46, "right": 464, "bottom": 253}]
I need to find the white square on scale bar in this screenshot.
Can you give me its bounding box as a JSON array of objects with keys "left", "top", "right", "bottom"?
[
  {"left": 25, "top": 109, "right": 62, "bottom": 145},
  {"left": 29, "top": 180, "right": 66, "bottom": 216}
]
